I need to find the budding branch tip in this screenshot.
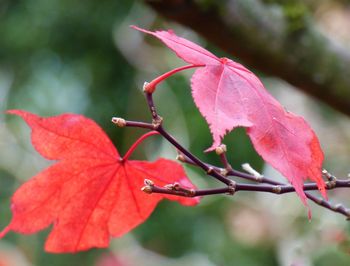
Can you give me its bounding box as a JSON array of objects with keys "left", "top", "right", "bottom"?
[
  {"left": 141, "top": 186, "right": 153, "bottom": 194},
  {"left": 176, "top": 154, "right": 185, "bottom": 162},
  {"left": 215, "top": 144, "right": 227, "bottom": 155},
  {"left": 112, "top": 117, "right": 126, "bottom": 127}
]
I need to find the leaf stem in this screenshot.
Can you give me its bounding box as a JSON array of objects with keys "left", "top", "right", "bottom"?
[
  {"left": 144, "top": 64, "right": 204, "bottom": 93},
  {"left": 122, "top": 131, "right": 159, "bottom": 161}
]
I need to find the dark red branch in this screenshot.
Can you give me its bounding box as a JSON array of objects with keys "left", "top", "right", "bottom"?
[{"left": 176, "top": 152, "right": 350, "bottom": 218}]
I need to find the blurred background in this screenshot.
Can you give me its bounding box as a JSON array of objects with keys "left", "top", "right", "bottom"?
[{"left": 1, "top": 0, "right": 350, "bottom": 265}]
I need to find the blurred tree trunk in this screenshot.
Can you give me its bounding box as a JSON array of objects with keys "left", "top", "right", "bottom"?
[{"left": 145, "top": 0, "right": 350, "bottom": 117}]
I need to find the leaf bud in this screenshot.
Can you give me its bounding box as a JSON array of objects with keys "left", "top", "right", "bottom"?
[
  {"left": 173, "top": 182, "right": 180, "bottom": 190},
  {"left": 322, "top": 169, "right": 332, "bottom": 180},
  {"left": 111, "top": 117, "right": 126, "bottom": 127},
  {"left": 141, "top": 186, "right": 153, "bottom": 194},
  {"left": 176, "top": 154, "right": 185, "bottom": 162},
  {"left": 144, "top": 179, "right": 154, "bottom": 186},
  {"left": 215, "top": 144, "right": 227, "bottom": 155},
  {"left": 164, "top": 184, "right": 175, "bottom": 190},
  {"left": 206, "top": 167, "right": 214, "bottom": 174},
  {"left": 272, "top": 186, "right": 282, "bottom": 194},
  {"left": 334, "top": 204, "right": 342, "bottom": 210},
  {"left": 220, "top": 168, "right": 229, "bottom": 176}
]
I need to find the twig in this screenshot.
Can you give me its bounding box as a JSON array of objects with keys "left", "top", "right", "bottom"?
[
  {"left": 142, "top": 177, "right": 350, "bottom": 219},
  {"left": 176, "top": 153, "right": 350, "bottom": 218},
  {"left": 142, "top": 178, "right": 350, "bottom": 196}
]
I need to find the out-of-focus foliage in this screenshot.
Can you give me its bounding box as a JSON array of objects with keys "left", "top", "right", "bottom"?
[{"left": 0, "top": 0, "right": 349, "bottom": 265}]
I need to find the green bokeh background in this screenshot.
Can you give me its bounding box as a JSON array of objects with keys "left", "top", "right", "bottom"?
[{"left": 0, "top": 1, "right": 349, "bottom": 265}]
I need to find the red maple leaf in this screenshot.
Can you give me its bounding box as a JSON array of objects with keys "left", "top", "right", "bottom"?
[
  {"left": 132, "top": 26, "right": 326, "bottom": 207},
  {"left": 0, "top": 110, "right": 198, "bottom": 253}
]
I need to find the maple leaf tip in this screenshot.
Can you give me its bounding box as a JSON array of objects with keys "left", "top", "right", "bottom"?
[
  {"left": 0, "top": 225, "right": 11, "bottom": 239},
  {"left": 298, "top": 191, "right": 313, "bottom": 219},
  {"left": 6, "top": 109, "right": 21, "bottom": 115},
  {"left": 130, "top": 25, "right": 151, "bottom": 35},
  {"left": 307, "top": 207, "right": 312, "bottom": 220},
  {"left": 6, "top": 110, "right": 35, "bottom": 120}
]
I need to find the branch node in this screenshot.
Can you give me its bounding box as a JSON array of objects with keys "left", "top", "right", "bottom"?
[
  {"left": 322, "top": 169, "right": 336, "bottom": 182},
  {"left": 220, "top": 168, "right": 229, "bottom": 176},
  {"left": 227, "top": 181, "right": 236, "bottom": 195},
  {"left": 331, "top": 203, "right": 343, "bottom": 211},
  {"left": 164, "top": 182, "right": 196, "bottom": 197},
  {"left": 164, "top": 184, "right": 174, "bottom": 190},
  {"left": 111, "top": 117, "right": 126, "bottom": 127},
  {"left": 152, "top": 116, "right": 163, "bottom": 129},
  {"left": 335, "top": 203, "right": 343, "bottom": 210},
  {"left": 173, "top": 182, "right": 181, "bottom": 190},
  {"left": 272, "top": 186, "right": 282, "bottom": 194},
  {"left": 207, "top": 167, "right": 214, "bottom": 174},
  {"left": 256, "top": 176, "right": 263, "bottom": 182},
  {"left": 188, "top": 189, "right": 196, "bottom": 197},
  {"left": 215, "top": 144, "right": 227, "bottom": 155},
  {"left": 326, "top": 180, "right": 337, "bottom": 189}
]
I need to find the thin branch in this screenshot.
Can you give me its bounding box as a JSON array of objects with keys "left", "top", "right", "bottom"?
[
  {"left": 176, "top": 153, "right": 350, "bottom": 218},
  {"left": 142, "top": 178, "right": 350, "bottom": 200},
  {"left": 229, "top": 166, "right": 350, "bottom": 218},
  {"left": 112, "top": 117, "right": 155, "bottom": 130},
  {"left": 143, "top": 183, "right": 233, "bottom": 197},
  {"left": 145, "top": 177, "right": 350, "bottom": 217}
]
